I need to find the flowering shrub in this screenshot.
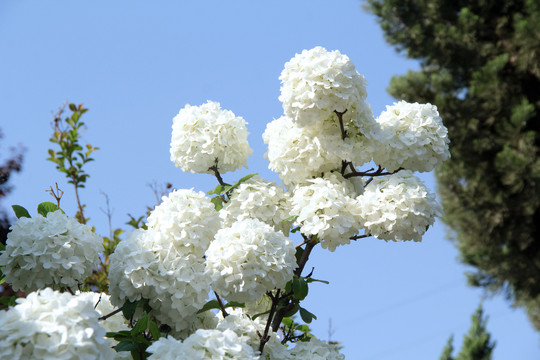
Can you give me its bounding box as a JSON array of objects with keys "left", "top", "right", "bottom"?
[{"left": 0, "top": 46, "right": 449, "bottom": 359}]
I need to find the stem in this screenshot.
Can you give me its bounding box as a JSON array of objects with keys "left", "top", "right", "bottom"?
[
  {"left": 209, "top": 158, "right": 225, "bottom": 186},
  {"left": 99, "top": 307, "right": 123, "bottom": 321},
  {"left": 214, "top": 291, "right": 228, "bottom": 317},
  {"left": 350, "top": 234, "right": 371, "bottom": 240},
  {"left": 334, "top": 110, "right": 348, "bottom": 140},
  {"left": 258, "top": 290, "right": 280, "bottom": 353},
  {"left": 73, "top": 181, "right": 86, "bottom": 224}
]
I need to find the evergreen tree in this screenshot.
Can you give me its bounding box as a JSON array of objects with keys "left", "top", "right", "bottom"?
[
  {"left": 366, "top": 0, "right": 540, "bottom": 329},
  {"left": 440, "top": 305, "right": 495, "bottom": 360}
]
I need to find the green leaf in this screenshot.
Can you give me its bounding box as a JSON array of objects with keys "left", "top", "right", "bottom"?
[
  {"left": 252, "top": 309, "right": 271, "bottom": 320},
  {"left": 281, "top": 317, "right": 294, "bottom": 328},
  {"left": 122, "top": 299, "right": 139, "bottom": 320},
  {"left": 305, "top": 278, "right": 329, "bottom": 285},
  {"left": 290, "top": 226, "right": 301, "bottom": 233},
  {"left": 293, "top": 277, "right": 309, "bottom": 300},
  {"left": 282, "top": 303, "right": 300, "bottom": 318},
  {"left": 149, "top": 321, "right": 160, "bottom": 340},
  {"left": 132, "top": 313, "right": 148, "bottom": 334},
  {"left": 211, "top": 197, "right": 223, "bottom": 211},
  {"left": 223, "top": 173, "right": 257, "bottom": 194},
  {"left": 69, "top": 103, "right": 77, "bottom": 111},
  {"left": 299, "top": 307, "right": 317, "bottom": 324},
  {"left": 225, "top": 301, "right": 245, "bottom": 309},
  {"left": 114, "top": 341, "right": 138, "bottom": 352},
  {"left": 207, "top": 184, "right": 225, "bottom": 195},
  {"left": 197, "top": 300, "right": 220, "bottom": 314},
  {"left": 282, "top": 215, "right": 298, "bottom": 222},
  {"left": 295, "top": 247, "right": 304, "bottom": 266},
  {"left": 285, "top": 279, "right": 293, "bottom": 293},
  {"left": 37, "top": 202, "right": 58, "bottom": 217},
  {"left": 12, "top": 205, "right": 30, "bottom": 219}
]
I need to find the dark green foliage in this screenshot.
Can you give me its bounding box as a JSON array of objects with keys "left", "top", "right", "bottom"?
[
  {"left": 440, "top": 305, "right": 495, "bottom": 360},
  {"left": 367, "top": 0, "right": 540, "bottom": 329}
]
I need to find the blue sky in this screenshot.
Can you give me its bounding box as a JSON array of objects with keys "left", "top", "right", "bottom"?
[{"left": 1, "top": 1, "right": 538, "bottom": 359}]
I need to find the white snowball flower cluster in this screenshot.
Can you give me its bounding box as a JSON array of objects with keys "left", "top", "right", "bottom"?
[
  {"left": 358, "top": 171, "right": 442, "bottom": 242},
  {"left": 217, "top": 309, "right": 290, "bottom": 360},
  {"left": 372, "top": 101, "right": 450, "bottom": 172},
  {"left": 148, "top": 329, "right": 258, "bottom": 360},
  {"left": 0, "top": 288, "right": 115, "bottom": 360},
  {"left": 279, "top": 46, "right": 372, "bottom": 130},
  {"left": 263, "top": 116, "right": 373, "bottom": 186},
  {"left": 170, "top": 100, "right": 253, "bottom": 174},
  {"left": 147, "top": 188, "right": 221, "bottom": 256},
  {"left": 206, "top": 218, "right": 296, "bottom": 302},
  {"left": 291, "top": 173, "right": 362, "bottom": 251},
  {"left": 289, "top": 338, "right": 345, "bottom": 360},
  {"left": 0, "top": 210, "right": 104, "bottom": 293},
  {"left": 109, "top": 229, "right": 211, "bottom": 336},
  {"left": 220, "top": 175, "right": 292, "bottom": 235}
]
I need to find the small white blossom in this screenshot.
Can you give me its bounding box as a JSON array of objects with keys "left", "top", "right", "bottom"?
[
  {"left": 147, "top": 188, "right": 221, "bottom": 256},
  {"left": 279, "top": 46, "right": 373, "bottom": 132},
  {"left": 289, "top": 338, "right": 344, "bottom": 360},
  {"left": 358, "top": 171, "right": 442, "bottom": 242},
  {"left": 206, "top": 219, "right": 296, "bottom": 302},
  {"left": 291, "top": 173, "right": 363, "bottom": 251},
  {"left": 148, "top": 329, "right": 258, "bottom": 360},
  {"left": 220, "top": 175, "right": 292, "bottom": 235},
  {"left": 372, "top": 101, "right": 450, "bottom": 172},
  {"left": 0, "top": 210, "right": 104, "bottom": 293},
  {"left": 170, "top": 100, "right": 253, "bottom": 174},
  {"left": 217, "top": 308, "right": 290, "bottom": 360},
  {"left": 109, "top": 229, "right": 211, "bottom": 336},
  {"left": 0, "top": 288, "right": 115, "bottom": 360}
]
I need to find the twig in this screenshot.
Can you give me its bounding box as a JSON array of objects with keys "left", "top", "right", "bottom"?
[
  {"left": 98, "top": 307, "right": 123, "bottom": 321},
  {"left": 46, "top": 182, "right": 64, "bottom": 209},
  {"left": 209, "top": 158, "right": 225, "bottom": 186},
  {"left": 334, "top": 110, "right": 348, "bottom": 140},
  {"left": 350, "top": 234, "right": 371, "bottom": 240},
  {"left": 214, "top": 291, "right": 228, "bottom": 318},
  {"left": 258, "top": 289, "right": 281, "bottom": 353}
]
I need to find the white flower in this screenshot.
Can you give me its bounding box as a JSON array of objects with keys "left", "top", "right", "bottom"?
[
  {"left": 279, "top": 46, "right": 373, "bottom": 132},
  {"left": 205, "top": 219, "right": 296, "bottom": 302},
  {"left": 148, "top": 329, "right": 258, "bottom": 360},
  {"left": 220, "top": 175, "right": 292, "bottom": 235},
  {"left": 291, "top": 173, "right": 363, "bottom": 251},
  {"left": 289, "top": 338, "right": 344, "bottom": 360},
  {"left": 108, "top": 229, "right": 211, "bottom": 337},
  {"left": 217, "top": 309, "right": 290, "bottom": 360},
  {"left": 0, "top": 210, "right": 104, "bottom": 293},
  {"left": 371, "top": 101, "right": 450, "bottom": 172},
  {"left": 358, "top": 171, "right": 442, "bottom": 242},
  {"left": 0, "top": 288, "right": 115, "bottom": 360},
  {"left": 170, "top": 100, "right": 253, "bottom": 174},
  {"left": 147, "top": 188, "right": 221, "bottom": 256}
]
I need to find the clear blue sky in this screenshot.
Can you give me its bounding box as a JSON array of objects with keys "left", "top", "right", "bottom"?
[{"left": 1, "top": 1, "right": 538, "bottom": 359}]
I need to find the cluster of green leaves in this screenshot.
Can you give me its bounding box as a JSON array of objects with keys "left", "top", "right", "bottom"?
[
  {"left": 106, "top": 299, "right": 164, "bottom": 360},
  {"left": 367, "top": 0, "right": 540, "bottom": 330},
  {"left": 207, "top": 173, "right": 257, "bottom": 210},
  {"left": 47, "top": 103, "right": 98, "bottom": 223}
]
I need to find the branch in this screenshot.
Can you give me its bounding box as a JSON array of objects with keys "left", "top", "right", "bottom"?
[
  {"left": 99, "top": 307, "right": 123, "bottom": 321},
  {"left": 214, "top": 291, "right": 228, "bottom": 318},
  {"left": 350, "top": 234, "right": 371, "bottom": 240},
  {"left": 209, "top": 158, "right": 225, "bottom": 186},
  {"left": 258, "top": 289, "right": 280, "bottom": 353},
  {"left": 334, "top": 110, "right": 348, "bottom": 140}
]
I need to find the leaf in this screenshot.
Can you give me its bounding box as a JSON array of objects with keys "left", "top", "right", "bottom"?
[
  {"left": 282, "top": 215, "right": 298, "bottom": 222},
  {"left": 122, "top": 299, "right": 139, "bottom": 320},
  {"left": 281, "top": 317, "right": 294, "bottom": 328},
  {"left": 295, "top": 247, "right": 304, "bottom": 266},
  {"left": 224, "top": 301, "right": 245, "bottom": 309},
  {"left": 12, "top": 205, "right": 30, "bottom": 219},
  {"left": 223, "top": 173, "right": 257, "bottom": 193},
  {"left": 292, "top": 277, "right": 309, "bottom": 300},
  {"left": 69, "top": 103, "right": 77, "bottom": 111},
  {"left": 211, "top": 197, "right": 223, "bottom": 211},
  {"left": 37, "top": 202, "right": 58, "bottom": 217},
  {"left": 290, "top": 226, "right": 301, "bottom": 233},
  {"left": 251, "top": 309, "right": 271, "bottom": 320},
  {"left": 207, "top": 184, "right": 225, "bottom": 195},
  {"left": 149, "top": 321, "right": 160, "bottom": 340},
  {"left": 282, "top": 303, "right": 299, "bottom": 318},
  {"left": 305, "top": 278, "right": 329, "bottom": 285},
  {"left": 114, "top": 341, "right": 138, "bottom": 352},
  {"left": 299, "top": 307, "right": 317, "bottom": 324},
  {"left": 197, "top": 300, "right": 220, "bottom": 314},
  {"left": 132, "top": 313, "right": 148, "bottom": 334}
]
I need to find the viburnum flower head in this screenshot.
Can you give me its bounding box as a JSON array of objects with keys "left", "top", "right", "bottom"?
[
  {"left": 372, "top": 101, "right": 450, "bottom": 172},
  {"left": 220, "top": 175, "right": 292, "bottom": 235},
  {"left": 205, "top": 218, "right": 296, "bottom": 302},
  {"left": 358, "top": 171, "right": 442, "bottom": 242},
  {"left": 170, "top": 100, "right": 253, "bottom": 174},
  {"left": 279, "top": 46, "right": 373, "bottom": 130},
  {"left": 108, "top": 228, "right": 211, "bottom": 336},
  {"left": 0, "top": 288, "right": 115, "bottom": 360},
  {"left": 147, "top": 329, "right": 258, "bottom": 360},
  {"left": 0, "top": 210, "right": 104, "bottom": 293},
  {"left": 291, "top": 172, "right": 363, "bottom": 251},
  {"left": 263, "top": 116, "right": 374, "bottom": 186},
  {"left": 147, "top": 188, "right": 221, "bottom": 256},
  {"left": 289, "top": 337, "right": 345, "bottom": 360}
]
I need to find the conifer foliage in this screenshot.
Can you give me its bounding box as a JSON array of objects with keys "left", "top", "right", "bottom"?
[{"left": 367, "top": 0, "right": 540, "bottom": 329}]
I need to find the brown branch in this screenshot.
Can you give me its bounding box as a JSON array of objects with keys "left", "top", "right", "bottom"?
[
  {"left": 258, "top": 290, "right": 280, "bottom": 353},
  {"left": 209, "top": 158, "right": 225, "bottom": 186},
  {"left": 350, "top": 234, "right": 371, "bottom": 240},
  {"left": 334, "top": 110, "right": 348, "bottom": 140},
  {"left": 98, "top": 307, "right": 123, "bottom": 321},
  {"left": 46, "top": 182, "right": 64, "bottom": 209},
  {"left": 214, "top": 291, "right": 228, "bottom": 318}
]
